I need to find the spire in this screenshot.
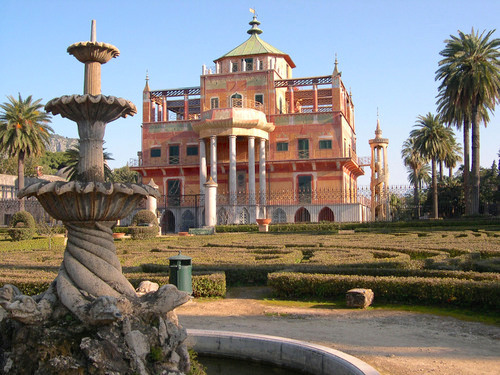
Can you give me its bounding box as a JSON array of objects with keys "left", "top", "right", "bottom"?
[
  {"left": 144, "top": 70, "right": 150, "bottom": 92},
  {"left": 375, "top": 109, "right": 383, "bottom": 138},
  {"left": 90, "top": 20, "right": 96, "bottom": 42},
  {"left": 247, "top": 11, "right": 263, "bottom": 35},
  {"left": 332, "top": 53, "right": 341, "bottom": 76}
]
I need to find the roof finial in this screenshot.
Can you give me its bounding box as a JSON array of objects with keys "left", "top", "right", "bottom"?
[
  {"left": 144, "top": 70, "right": 150, "bottom": 92},
  {"left": 333, "top": 53, "right": 340, "bottom": 76},
  {"left": 247, "top": 9, "right": 263, "bottom": 35},
  {"left": 90, "top": 20, "right": 96, "bottom": 42}
]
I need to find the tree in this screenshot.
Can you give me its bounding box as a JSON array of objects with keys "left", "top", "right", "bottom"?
[
  {"left": 111, "top": 165, "right": 139, "bottom": 183},
  {"left": 62, "top": 142, "right": 113, "bottom": 181},
  {"left": 0, "top": 94, "right": 52, "bottom": 210},
  {"left": 442, "top": 136, "right": 463, "bottom": 179},
  {"left": 401, "top": 136, "right": 431, "bottom": 218},
  {"left": 410, "top": 113, "right": 453, "bottom": 219},
  {"left": 436, "top": 29, "right": 500, "bottom": 215}
]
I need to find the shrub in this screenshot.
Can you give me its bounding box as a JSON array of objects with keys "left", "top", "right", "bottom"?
[
  {"left": 8, "top": 211, "right": 36, "bottom": 241},
  {"left": 129, "top": 225, "right": 158, "bottom": 240},
  {"left": 113, "top": 226, "right": 129, "bottom": 234},
  {"left": 192, "top": 272, "right": 226, "bottom": 297},
  {"left": 132, "top": 210, "right": 158, "bottom": 226},
  {"left": 268, "top": 272, "right": 500, "bottom": 309},
  {"left": 126, "top": 271, "right": 226, "bottom": 298}
]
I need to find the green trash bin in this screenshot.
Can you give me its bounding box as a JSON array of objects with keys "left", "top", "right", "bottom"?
[{"left": 169, "top": 251, "right": 193, "bottom": 294}]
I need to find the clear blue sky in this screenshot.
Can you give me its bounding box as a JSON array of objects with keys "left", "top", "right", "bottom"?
[{"left": 1, "top": 0, "right": 499, "bottom": 185}]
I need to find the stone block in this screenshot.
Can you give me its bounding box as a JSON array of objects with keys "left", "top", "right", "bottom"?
[{"left": 346, "top": 288, "right": 374, "bottom": 308}]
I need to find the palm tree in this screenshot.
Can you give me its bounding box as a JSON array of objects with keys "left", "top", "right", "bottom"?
[
  {"left": 436, "top": 90, "right": 490, "bottom": 213},
  {"left": 0, "top": 94, "right": 52, "bottom": 210},
  {"left": 401, "top": 136, "right": 430, "bottom": 218},
  {"left": 436, "top": 29, "right": 500, "bottom": 215},
  {"left": 410, "top": 113, "right": 453, "bottom": 219},
  {"left": 62, "top": 142, "right": 113, "bottom": 181},
  {"left": 443, "top": 136, "right": 463, "bottom": 179}
]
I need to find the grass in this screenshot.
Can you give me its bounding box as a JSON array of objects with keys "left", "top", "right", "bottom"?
[{"left": 260, "top": 294, "right": 500, "bottom": 326}]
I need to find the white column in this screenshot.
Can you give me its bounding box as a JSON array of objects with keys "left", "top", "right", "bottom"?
[
  {"left": 210, "top": 135, "right": 217, "bottom": 182},
  {"left": 204, "top": 178, "right": 218, "bottom": 228},
  {"left": 146, "top": 179, "right": 159, "bottom": 214},
  {"left": 248, "top": 136, "right": 256, "bottom": 206},
  {"left": 229, "top": 135, "right": 237, "bottom": 205},
  {"left": 259, "top": 138, "right": 267, "bottom": 217},
  {"left": 199, "top": 138, "right": 207, "bottom": 195}
]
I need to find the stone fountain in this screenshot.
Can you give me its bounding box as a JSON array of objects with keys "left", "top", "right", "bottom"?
[{"left": 0, "top": 21, "right": 191, "bottom": 375}]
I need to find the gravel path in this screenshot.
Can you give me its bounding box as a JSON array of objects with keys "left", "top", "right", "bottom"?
[{"left": 176, "top": 287, "right": 500, "bottom": 375}]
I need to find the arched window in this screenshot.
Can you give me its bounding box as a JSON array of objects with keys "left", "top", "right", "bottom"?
[
  {"left": 239, "top": 208, "right": 249, "bottom": 224},
  {"left": 294, "top": 207, "right": 311, "bottom": 223},
  {"left": 231, "top": 93, "right": 242, "bottom": 108},
  {"left": 272, "top": 208, "right": 287, "bottom": 223},
  {"left": 217, "top": 207, "right": 228, "bottom": 225},
  {"left": 318, "top": 207, "right": 335, "bottom": 222}
]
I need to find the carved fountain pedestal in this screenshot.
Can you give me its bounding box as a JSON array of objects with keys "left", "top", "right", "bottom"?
[{"left": 0, "top": 21, "right": 191, "bottom": 375}]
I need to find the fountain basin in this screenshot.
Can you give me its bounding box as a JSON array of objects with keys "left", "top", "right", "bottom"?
[
  {"left": 187, "top": 329, "right": 380, "bottom": 375},
  {"left": 19, "top": 181, "right": 159, "bottom": 221},
  {"left": 45, "top": 94, "right": 136, "bottom": 123}
]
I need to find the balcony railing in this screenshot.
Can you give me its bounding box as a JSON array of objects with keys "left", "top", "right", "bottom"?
[
  {"left": 229, "top": 98, "right": 264, "bottom": 112},
  {"left": 298, "top": 150, "right": 309, "bottom": 159}
]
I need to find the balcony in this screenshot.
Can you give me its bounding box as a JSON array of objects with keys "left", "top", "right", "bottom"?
[{"left": 194, "top": 104, "right": 274, "bottom": 139}]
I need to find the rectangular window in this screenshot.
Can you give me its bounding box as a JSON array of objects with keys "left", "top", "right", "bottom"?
[
  {"left": 210, "top": 97, "right": 219, "bottom": 109},
  {"left": 167, "top": 179, "right": 181, "bottom": 206},
  {"left": 319, "top": 140, "right": 332, "bottom": 149},
  {"left": 186, "top": 145, "right": 198, "bottom": 156},
  {"left": 258, "top": 60, "right": 264, "bottom": 70},
  {"left": 276, "top": 142, "right": 288, "bottom": 152},
  {"left": 150, "top": 148, "right": 161, "bottom": 158},
  {"left": 254, "top": 94, "right": 264, "bottom": 105},
  {"left": 298, "top": 175, "right": 312, "bottom": 204},
  {"left": 245, "top": 58, "right": 253, "bottom": 71},
  {"left": 169, "top": 145, "right": 179, "bottom": 164},
  {"left": 231, "top": 62, "right": 238, "bottom": 72},
  {"left": 298, "top": 139, "right": 309, "bottom": 159}
]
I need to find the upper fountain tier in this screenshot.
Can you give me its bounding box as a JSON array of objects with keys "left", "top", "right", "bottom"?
[{"left": 44, "top": 20, "right": 137, "bottom": 182}]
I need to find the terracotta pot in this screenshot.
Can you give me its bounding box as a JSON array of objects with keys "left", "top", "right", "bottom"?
[
  {"left": 256, "top": 218, "right": 271, "bottom": 225},
  {"left": 112, "top": 232, "right": 125, "bottom": 239}
]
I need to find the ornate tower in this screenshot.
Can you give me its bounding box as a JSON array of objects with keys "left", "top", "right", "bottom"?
[{"left": 369, "top": 115, "right": 389, "bottom": 220}]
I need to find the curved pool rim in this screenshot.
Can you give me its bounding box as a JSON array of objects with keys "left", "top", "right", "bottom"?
[{"left": 186, "top": 329, "right": 380, "bottom": 375}]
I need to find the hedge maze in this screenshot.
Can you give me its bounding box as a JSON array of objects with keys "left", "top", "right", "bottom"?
[{"left": 1, "top": 227, "right": 499, "bottom": 308}]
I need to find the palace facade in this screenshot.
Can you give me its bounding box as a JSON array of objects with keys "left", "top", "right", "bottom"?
[{"left": 132, "top": 15, "right": 382, "bottom": 233}]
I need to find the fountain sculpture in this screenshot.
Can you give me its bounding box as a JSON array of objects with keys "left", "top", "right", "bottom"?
[{"left": 0, "top": 21, "right": 191, "bottom": 374}]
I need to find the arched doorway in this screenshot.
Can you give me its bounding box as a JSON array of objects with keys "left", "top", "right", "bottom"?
[
  {"left": 180, "top": 210, "right": 195, "bottom": 232},
  {"left": 161, "top": 210, "right": 175, "bottom": 234},
  {"left": 318, "top": 207, "right": 335, "bottom": 222},
  {"left": 294, "top": 207, "right": 310, "bottom": 223}
]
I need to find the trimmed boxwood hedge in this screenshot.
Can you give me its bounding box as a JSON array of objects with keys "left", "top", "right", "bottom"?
[
  {"left": 129, "top": 226, "right": 158, "bottom": 240},
  {"left": 126, "top": 271, "right": 227, "bottom": 297},
  {"left": 8, "top": 211, "right": 37, "bottom": 241},
  {"left": 216, "top": 217, "right": 500, "bottom": 234},
  {"left": 268, "top": 272, "right": 500, "bottom": 309},
  {"left": 1, "top": 272, "right": 226, "bottom": 299}
]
